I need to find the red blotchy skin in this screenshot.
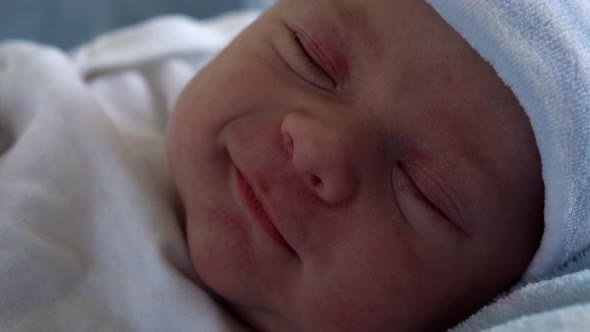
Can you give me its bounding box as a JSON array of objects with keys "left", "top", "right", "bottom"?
[
  {"left": 321, "top": 40, "right": 350, "bottom": 83},
  {"left": 310, "top": 28, "right": 351, "bottom": 83}
]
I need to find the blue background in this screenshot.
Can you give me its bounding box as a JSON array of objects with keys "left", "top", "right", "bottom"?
[{"left": 0, "top": 0, "right": 272, "bottom": 49}]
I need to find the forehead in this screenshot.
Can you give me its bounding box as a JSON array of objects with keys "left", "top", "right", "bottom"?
[
  {"left": 287, "top": 0, "right": 378, "bottom": 44},
  {"left": 290, "top": 0, "right": 463, "bottom": 68}
]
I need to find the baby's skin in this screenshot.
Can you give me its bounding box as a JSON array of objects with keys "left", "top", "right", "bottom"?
[{"left": 167, "top": 0, "right": 545, "bottom": 330}]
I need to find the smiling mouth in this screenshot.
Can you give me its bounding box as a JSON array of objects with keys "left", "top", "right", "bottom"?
[{"left": 234, "top": 166, "right": 295, "bottom": 253}]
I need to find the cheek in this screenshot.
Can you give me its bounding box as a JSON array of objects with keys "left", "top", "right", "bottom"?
[
  {"left": 295, "top": 239, "right": 427, "bottom": 332},
  {"left": 171, "top": 28, "right": 304, "bottom": 145},
  {"left": 299, "top": 273, "right": 412, "bottom": 331}
]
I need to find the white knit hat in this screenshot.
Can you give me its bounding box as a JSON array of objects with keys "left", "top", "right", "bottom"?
[{"left": 426, "top": 0, "right": 590, "bottom": 281}]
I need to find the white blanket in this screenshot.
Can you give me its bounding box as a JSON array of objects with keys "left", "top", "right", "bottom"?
[
  {"left": 453, "top": 247, "right": 590, "bottom": 331},
  {"left": 0, "top": 12, "right": 257, "bottom": 332}
]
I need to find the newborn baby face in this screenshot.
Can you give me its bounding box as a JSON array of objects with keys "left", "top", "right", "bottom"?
[{"left": 167, "top": 0, "right": 544, "bottom": 330}]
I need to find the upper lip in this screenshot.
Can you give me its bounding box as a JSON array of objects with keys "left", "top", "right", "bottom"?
[{"left": 234, "top": 163, "right": 296, "bottom": 254}]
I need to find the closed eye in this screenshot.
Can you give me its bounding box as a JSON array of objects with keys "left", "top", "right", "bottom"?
[
  {"left": 392, "top": 162, "right": 463, "bottom": 233},
  {"left": 286, "top": 29, "right": 338, "bottom": 91}
]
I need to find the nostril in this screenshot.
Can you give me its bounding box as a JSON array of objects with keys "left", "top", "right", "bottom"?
[
  {"left": 282, "top": 132, "right": 294, "bottom": 159},
  {"left": 304, "top": 174, "right": 323, "bottom": 193},
  {"left": 311, "top": 175, "right": 322, "bottom": 187}
]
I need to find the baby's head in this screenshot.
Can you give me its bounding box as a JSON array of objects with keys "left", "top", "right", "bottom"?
[{"left": 167, "top": 0, "right": 553, "bottom": 330}]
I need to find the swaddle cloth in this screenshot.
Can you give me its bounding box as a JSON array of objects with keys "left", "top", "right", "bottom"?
[
  {"left": 426, "top": 0, "right": 590, "bottom": 281},
  {"left": 0, "top": 11, "right": 258, "bottom": 332},
  {"left": 451, "top": 245, "right": 590, "bottom": 331}
]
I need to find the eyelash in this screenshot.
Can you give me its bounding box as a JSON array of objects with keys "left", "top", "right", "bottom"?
[
  {"left": 289, "top": 31, "right": 338, "bottom": 90},
  {"left": 393, "top": 163, "right": 454, "bottom": 229}
]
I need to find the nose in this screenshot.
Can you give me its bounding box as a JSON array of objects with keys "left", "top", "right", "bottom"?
[{"left": 280, "top": 111, "right": 362, "bottom": 204}]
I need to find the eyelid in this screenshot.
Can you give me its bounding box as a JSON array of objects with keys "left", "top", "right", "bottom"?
[
  {"left": 393, "top": 163, "right": 464, "bottom": 233},
  {"left": 287, "top": 30, "right": 338, "bottom": 91},
  {"left": 294, "top": 32, "right": 338, "bottom": 87},
  {"left": 294, "top": 29, "right": 342, "bottom": 86},
  {"left": 402, "top": 162, "right": 464, "bottom": 226},
  {"left": 275, "top": 23, "right": 339, "bottom": 91}
]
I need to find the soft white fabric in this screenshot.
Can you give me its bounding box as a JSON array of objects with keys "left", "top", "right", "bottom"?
[
  {"left": 427, "top": 0, "right": 590, "bottom": 282},
  {"left": 451, "top": 246, "right": 590, "bottom": 331},
  {"left": 0, "top": 12, "right": 257, "bottom": 332}
]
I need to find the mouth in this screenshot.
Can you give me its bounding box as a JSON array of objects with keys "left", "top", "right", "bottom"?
[{"left": 234, "top": 166, "right": 295, "bottom": 254}]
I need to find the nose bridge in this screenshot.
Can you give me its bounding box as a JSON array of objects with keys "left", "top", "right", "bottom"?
[{"left": 280, "top": 108, "right": 368, "bottom": 204}]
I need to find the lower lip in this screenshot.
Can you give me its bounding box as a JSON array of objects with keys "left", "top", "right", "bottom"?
[{"left": 234, "top": 167, "right": 294, "bottom": 253}]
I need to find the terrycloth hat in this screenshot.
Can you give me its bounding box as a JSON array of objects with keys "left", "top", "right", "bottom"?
[{"left": 426, "top": 0, "right": 590, "bottom": 281}]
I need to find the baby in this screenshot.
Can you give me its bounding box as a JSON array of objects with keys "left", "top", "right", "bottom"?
[
  {"left": 168, "top": 0, "right": 548, "bottom": 330},
  {"left": 0, "top": 0, "right": 588, "bottom": 331}
]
